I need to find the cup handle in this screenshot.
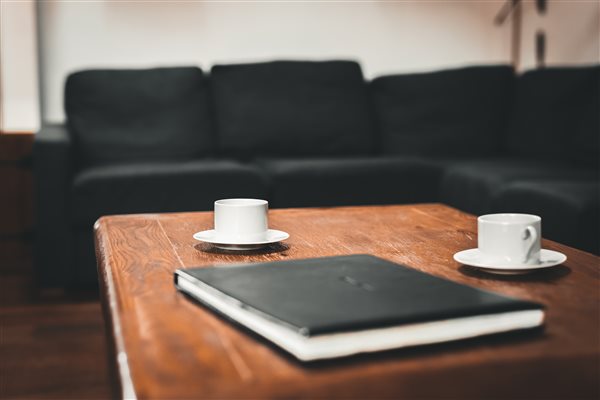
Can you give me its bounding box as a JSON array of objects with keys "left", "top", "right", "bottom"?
[{"left": 522, "top": 226, "right": 538, "bottom": 263}]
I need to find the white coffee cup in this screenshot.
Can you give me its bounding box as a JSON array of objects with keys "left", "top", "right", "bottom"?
[
  {"left": 214, "top": 199, "right": 269, "bottom": 240},
  {"left": 478, "top": 213, "right": 542, "bottom": 265}
]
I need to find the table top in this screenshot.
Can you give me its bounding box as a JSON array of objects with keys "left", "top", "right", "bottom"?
[{"left": 94, "top": 204, "right": 600, "bottom": 399}]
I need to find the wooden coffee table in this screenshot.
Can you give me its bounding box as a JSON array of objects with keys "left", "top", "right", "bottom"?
[{"left": 94, "top": 204, "right": 600, "bottom": 399}]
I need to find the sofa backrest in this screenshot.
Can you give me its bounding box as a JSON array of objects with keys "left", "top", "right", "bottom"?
[
  {"left": 370, "top": 65, "right": 515, "bottom": 157},
  {"left": 506, "top": 66, "right": 599, "bottom": 167},
  {"left": 210, "top": 60, "right": 376, "bottom": 158},
  {"left": 65, "top": 67, "right": 214, "bottom": 166}
]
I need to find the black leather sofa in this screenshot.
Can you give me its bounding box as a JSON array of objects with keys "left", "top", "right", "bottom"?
[{"left": 34, "top": 61, "right": 599, "bottom": 288}]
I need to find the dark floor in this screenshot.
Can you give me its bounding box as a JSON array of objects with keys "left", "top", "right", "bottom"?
[{"left": 0, "top": 240, "right": 112, "bottom": 399}]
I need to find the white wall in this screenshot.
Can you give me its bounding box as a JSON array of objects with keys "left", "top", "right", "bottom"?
[
  {"left": 519, "top": 0, "right": 600, "bottom": 70},
  {"left": 37, "top": 1, "right": 600, "bottom": 124},
  {"left": 38, "top": 1, "right": 510, "bottom": 123},
  {"left": 0, "top": 0, "right": 39, "bottom": 132}
]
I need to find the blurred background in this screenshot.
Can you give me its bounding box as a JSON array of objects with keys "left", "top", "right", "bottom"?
[
  {"left": 2, "top": 1, "right": 599, "bottom": 132},
  {"left": 0, "top": 1, "right": 598, "bottom": 398}
]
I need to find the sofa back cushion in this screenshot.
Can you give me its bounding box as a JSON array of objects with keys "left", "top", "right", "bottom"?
[
  {"left": 65, "top": 67, "right": 213, "bottom": 166},
  {"left": 211, "top": 60, "right": 375, "bottom": 157},
  {"left": 371, "top": 65, "right": 515, "bottom": 157},
  {"left": 506, "top": 66, "right": 599, "bottom": 167}
]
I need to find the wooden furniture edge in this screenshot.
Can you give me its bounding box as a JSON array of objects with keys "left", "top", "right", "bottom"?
[
  {"left": 94, "top": 217, "right": 137, "bottom": 400},
  {"left": 0, "top": 131, "right": 35, "bottom": 135}
]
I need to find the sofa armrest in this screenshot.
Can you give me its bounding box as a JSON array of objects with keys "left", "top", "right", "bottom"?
[{"left": 33, "top": 124, "right": 73, "bottom": 287}]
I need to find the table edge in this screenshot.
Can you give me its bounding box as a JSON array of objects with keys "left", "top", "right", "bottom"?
[{"left": 94, "top": 218, "right": 137, "bottom": 400}]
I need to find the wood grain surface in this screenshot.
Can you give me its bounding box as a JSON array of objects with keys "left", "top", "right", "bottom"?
[
  {"left": 0, "top": 301, "right": 112, "bottom": 399},
  {"left": 94, "top": 204, "right": 600, "bottom": 399}
]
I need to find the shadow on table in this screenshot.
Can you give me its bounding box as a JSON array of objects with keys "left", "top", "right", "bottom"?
[
  {"left": 194, "top": 242, "right": 290, "bottom": 256},
  {"left": 457, "top": 264, "right": 571, "bottom": 282}
]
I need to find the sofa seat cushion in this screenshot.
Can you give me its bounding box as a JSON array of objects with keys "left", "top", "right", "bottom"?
[
  {"left": 71, "top": 160, "right": 268, "bottom": 227},
  {"left": 65, "top": 67, "right": 214, "bottom": 166},
  {"left": 507, "top": 66, "right": 600, "bottom": 167},
  {"left": 257, "top": 157, "right": 442, "bottom": 208},
  {"left": 440, "top": 158, "right": 598, "bottom": 216},
  {"left": 211, "top": 60, "right": 375, "bottom": 157},
  {"left": 371, "top": 65, "right": 514, "bottom": 157},
  {"left": 491, "top": 181, "right": 599, "bottom": 255}
]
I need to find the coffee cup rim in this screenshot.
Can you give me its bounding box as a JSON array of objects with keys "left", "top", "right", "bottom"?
[
  {"left": 215, "top": 198, "right": 268, "bottom": 207},
  {"left": 478, "top": 213, "right": 541, "bottom": 225}
]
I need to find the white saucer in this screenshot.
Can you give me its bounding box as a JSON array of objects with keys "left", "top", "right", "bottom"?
[
  {"left": 453, "top": 248, "right": 567, "bottom": 275},
  {"left": 193, "top": 229, "right": 289, "bottom": 250}
]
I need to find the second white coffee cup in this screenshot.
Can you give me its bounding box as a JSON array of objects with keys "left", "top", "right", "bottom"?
[
  {"left": 478, "top": 213, "right": 542, "bottom": 265},
  {"left": 214, "top": 198, "right": 269, "bottom": 240}
]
